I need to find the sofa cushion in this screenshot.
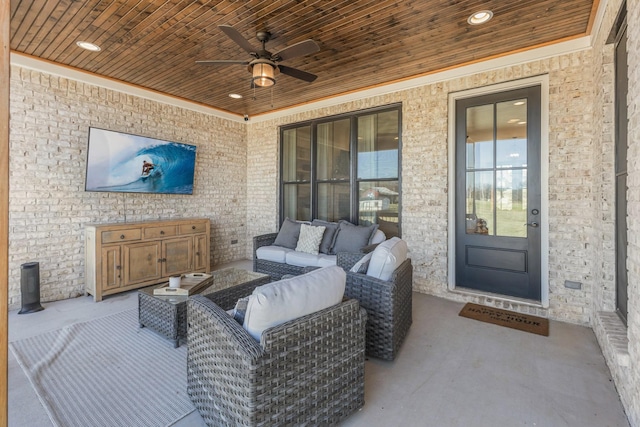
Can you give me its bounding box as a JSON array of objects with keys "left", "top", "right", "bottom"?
[
  {"left": 366, "top": 237, "right": 408, "bottom": 281},
  {"left": 285, "top": 250, "right": 337, "bottom": 268},
  {"left": 273, "top": 218, "right": 305, "bottom": 249},
  {"left": 331, "top": 221, "right": 379, "bottom": 254},
  {"left": 243, "top": 266, "right": 346, "bottom": 341},
  {"left": 295, "top": 224, "right": 326, "bottom": 255},
  {"left": 255, "top": 245, "right": 293, "bottom": 263},
  {"left": 311, "top": 219, "right": 340, "bottom": 254},
  {"left": 317, "top": 254, "right": 338, "bottom": 268}
]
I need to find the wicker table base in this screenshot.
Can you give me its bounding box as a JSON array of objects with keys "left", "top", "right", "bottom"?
[{"left": 138, "top": 268, "right": 270, "bottom": 347}]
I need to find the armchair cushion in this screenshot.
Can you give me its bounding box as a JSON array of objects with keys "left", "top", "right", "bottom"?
[
  {"left": 367, "top": 237, "right": 408, "bottom": 281},
  {"left": 350, "top": 252, "right": 373, "bottom": 273},
  {"left": 243, "top": 265, "right": 346, "bottom": 341}
]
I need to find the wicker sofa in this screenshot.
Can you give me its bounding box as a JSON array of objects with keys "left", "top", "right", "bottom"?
[{"left": 187, "top": 287, "right": 367, "bottom": 426}]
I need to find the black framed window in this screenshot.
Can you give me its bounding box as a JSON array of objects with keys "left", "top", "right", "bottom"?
[{"left": 280, "top": 104, "right": 402, "bottom": 237}]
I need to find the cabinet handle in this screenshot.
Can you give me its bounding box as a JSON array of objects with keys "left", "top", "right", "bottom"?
[
  {"left": 192, "top": 225, "right": 196, "bottom": 230},
  {"left": 160, "top": 230, "right": 165, "bottom": 235},
  {"left": 162, "top": 258, "right": 167, "bottom": 262},
  {"left": 196, "top": 252, "right": 200, "bottom": 256},
  {"left": 116, "top": 265, "right": 121, "bottom": 270},
  {"left": 120, "top": 234, "right": 125, "bottom": 239},
  {"left": 157, "top": 258, "right": 163, "bottom": 263}
]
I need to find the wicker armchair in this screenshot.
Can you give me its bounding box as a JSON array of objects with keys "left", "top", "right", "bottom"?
[
  {"left": 187, "top": 291, "right": 367, "bottom": 426},
  {"left": 337, "top": 252, "right": 413, "bottom": 361}
]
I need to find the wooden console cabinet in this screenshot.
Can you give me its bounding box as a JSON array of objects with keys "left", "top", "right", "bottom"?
[{"left": 85, "top": 218, "right": 210, "bottom": 301}]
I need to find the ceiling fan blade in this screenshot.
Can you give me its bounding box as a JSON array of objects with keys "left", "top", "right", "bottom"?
[
  {"left": 196, "top": 59, "right": 250, "bottom": 65},
  {"left": 273, "top": 39, "right": 319, "bottom": 61},
  {"left": 219, "top": 25, "right": 257, "bottom": 54},
  {"left": 278, "top": 65, "right": 317, "bottom": 83}
]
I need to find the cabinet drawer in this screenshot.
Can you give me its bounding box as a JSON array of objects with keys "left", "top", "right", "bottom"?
[
  {"left": 143, "top": 225, "right": 177, "bottom": 239},
  {"left": 179, "top": 223, "right": 207, "bottom": 234},
  {"left": 102, "top": 229, "right": 141, "bottom": 243}
]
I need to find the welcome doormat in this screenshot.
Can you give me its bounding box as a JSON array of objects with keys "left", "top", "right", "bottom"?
[{"left": 459, "top": 303, "right": 549, "bottom": 336}]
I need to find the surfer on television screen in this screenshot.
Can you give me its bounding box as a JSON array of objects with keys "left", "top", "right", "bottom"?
[{"left": 142, "top": 160, "right": 155, "bottom": 175}]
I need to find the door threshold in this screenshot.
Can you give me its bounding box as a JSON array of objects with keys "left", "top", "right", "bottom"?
[{"left": 450, "top": 286, "right": 547, "bottom": 310}]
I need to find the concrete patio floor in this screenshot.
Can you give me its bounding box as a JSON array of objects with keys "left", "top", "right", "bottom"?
[{"left": 8, "top": 261, "right": 630, "bottom": 426}]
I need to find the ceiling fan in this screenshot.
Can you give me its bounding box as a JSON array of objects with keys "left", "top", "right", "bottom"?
[{"left": 197, "top": 25, "right": 320, "bottom": 88}]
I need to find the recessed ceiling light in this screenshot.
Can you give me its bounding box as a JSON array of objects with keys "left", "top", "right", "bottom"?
[
  {"left": 508, "top": 119, "right": 520, "bottom": 123},
  {"left": 518, "top": 121, "right": 527, "bottom": 125},
  {"left": 467, "top": 10, "right": 493, "bottom": 25},
  {"left": 229, "top": 93, "right": 243, "bottom": 99},
  {"left": 514, "top": 101, "right": 525, "bottom": 106},
  {"left": 76, "top": 41, "right": 101, "bottom": 52}
]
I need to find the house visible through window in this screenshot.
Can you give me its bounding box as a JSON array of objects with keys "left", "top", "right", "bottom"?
[{"left": 280, "top": 104, "right": 402, "bottom": 237}]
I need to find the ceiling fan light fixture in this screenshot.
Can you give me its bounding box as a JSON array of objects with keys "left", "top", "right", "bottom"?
[
  {"left": 252, "top": 62, "right": 276, "bottom": 87},
  {"left": 467, "top": 10, "right": 493, "bottom": 25}
]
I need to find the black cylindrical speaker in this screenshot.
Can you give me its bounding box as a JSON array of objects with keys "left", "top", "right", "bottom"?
[{"left": 19, "top": 262, "right": 44, "bottom": 314}]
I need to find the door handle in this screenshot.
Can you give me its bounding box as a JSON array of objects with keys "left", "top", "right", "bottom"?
[{"left": 524, "top": 222, "right": 539, "bottom": 228}]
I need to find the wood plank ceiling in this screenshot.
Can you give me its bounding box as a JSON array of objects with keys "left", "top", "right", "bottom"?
[{"left": 10, "top": 0, "right": 596, "bottom": 117}]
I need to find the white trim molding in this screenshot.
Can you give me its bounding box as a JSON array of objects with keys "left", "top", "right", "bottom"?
[{"left": 447, "top": 75, "right": 550, "bottom": 308}]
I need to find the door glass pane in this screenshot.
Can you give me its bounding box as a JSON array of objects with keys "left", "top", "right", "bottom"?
[
  {"left": 317, "top": 119, "right": 350, "bottom": 180},
  {"left": 466, "top": 171, "right": 493, "bottom": 235},
  {"left": 283, "top": 183, "right": 311, "bottom": 221},
  {"left": 282, "top": 126, "right": 311, "bottom": 182},
  {"left": 359, "top": 180, "right": 399, "bottom": 237},
  {"left": 496, "top": 99, "right": 527, "bottom": 168},
  {"left": 496, "top": 169, "right": 527, "bottom": 237},
  {"left": 317, "top": 183, "right": 350, "bottom": 222},
  {"left": 466, "top": 105, "right": 493, "bottom": 169},
  {"left": 358, "top": 110, "right": 399, "bottom": 179}
]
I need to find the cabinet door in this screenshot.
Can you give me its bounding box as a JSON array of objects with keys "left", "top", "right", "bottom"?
[
  {"left": 193, "top": 234, "right": 209, "bottom": 271},
  {"left": 163, "top": 237, "right": 193, "bottom": 276},
  {"left": 123, "top": 241, "right": 162, "bottom": 285},
  {"left": 101, "top": 246, "right": 122, "bottom": 290}
]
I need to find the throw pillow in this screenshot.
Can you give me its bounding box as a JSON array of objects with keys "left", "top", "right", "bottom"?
[
  {"left": 366, "top": 237, "right": 408, "bottom": 281},
  {"left": 311, "top": 219, "right": 340, "bottom": 254},
  {"left": 331, "top": 221, "right": 379, "bottom": 254},
  {"left": 349, "top": 252, "right": 373, "bottom": 273},
  {"left": 295, "top": 224, "right": 326, "bottom": 255},
  {"left": 273, "top": 218, "right": 304, "bottom": 249},
  {"left": 232, "top": 297, "right": 249, "bottom": 325}
]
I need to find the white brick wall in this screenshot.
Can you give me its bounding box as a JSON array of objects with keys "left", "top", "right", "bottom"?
[
  {"left": 9, "top": 66, "right": 248, "bottom": 308},
  {"left": 247, "top": 51, "right": 596, "bottom": 325}
]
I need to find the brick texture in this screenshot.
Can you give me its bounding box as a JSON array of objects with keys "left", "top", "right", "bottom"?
[
  {"left": 247, "top": 51, "right": 596, "bottom": 325},
  {"left": 9, "top": 66, "right": 247, "bottom": 308}
]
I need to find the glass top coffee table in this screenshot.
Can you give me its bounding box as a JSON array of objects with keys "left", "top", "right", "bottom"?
[{"left": 138, "top": 268, "right": 270, "bottom": 347}]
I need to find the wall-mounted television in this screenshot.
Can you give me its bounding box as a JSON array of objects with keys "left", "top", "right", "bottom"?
[{"left": 85, "top": 127, "right": 197, "bottom": 195}]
